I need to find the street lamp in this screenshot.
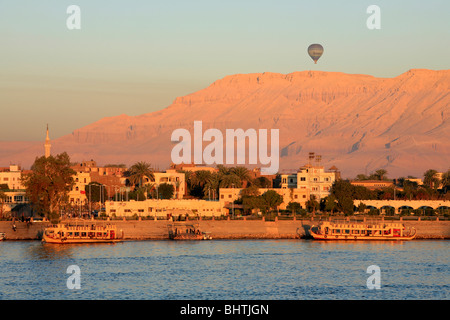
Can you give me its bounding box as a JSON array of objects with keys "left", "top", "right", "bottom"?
[{"left": 232, "top": 183, "right": 235, "bottom": 219}]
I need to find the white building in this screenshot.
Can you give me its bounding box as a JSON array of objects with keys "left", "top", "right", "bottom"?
[
  {"left": 106, "top": 198, "right": 224, "bottom": 218},
  {"left": 297, "top": 164, "right": 337, "bottom": 199},
  {"left": 0, "top": 165, "right": 26, "bottom": 190}
]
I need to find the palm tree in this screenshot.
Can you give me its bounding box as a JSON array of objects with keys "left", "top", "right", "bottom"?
[
  {"left": 423, "top": 169, "right": 439, "bottom": 189},
  {"left": 355, "top": 174, "right": 369, "bottom": 181},
  {"left": 127, "top": 161, "right": 155, "bottom": 190},
  {"left": 203, "top": 172, "right": 221, "bottom": 200},
  {"left": 230, "top": 166, "right": 252, "bottom": 187},
  {"left": 219, "top": 173, "right": 242, "bottom": 188},
  {"left": 441, "top": 170, "right": 450, "bottom": 192},
  {"left": 216, "top": 164, "right": 231, "bottom": 176},
  {"left": 372, "top": 169, "right": 388, "bottom": 181},
  {"left": 191, "top": 170, "right": 213, "bottom": 189}
]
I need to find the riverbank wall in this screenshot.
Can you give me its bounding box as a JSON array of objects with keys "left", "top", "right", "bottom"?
[{"left": 1, "top": 219, "right": 449, "bottom": 241}]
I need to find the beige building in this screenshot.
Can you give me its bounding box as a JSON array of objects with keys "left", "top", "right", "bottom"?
[
  {"left": 69, "top": 160, "right": 126, "bottom": 205},
  {"left": 0, "top": 165, "right": 26, "bottom": 190},
  {"left": 297, "top": 164, "right": 337, "bottom": 199},
  {"left": 350, "top": 180, "right": 394, "bottom": 190},
  {"left": 279, "top": 164, "right": 338, "bottom": 200},
  {"left": 106, "top": 198, "right": 224, "bottom": 218},
  {"left": 0, "top": 190, "right": 29, "bottom": 216},
  {"left": 152, "top": 170, "right": 186, "bottom": 199}
]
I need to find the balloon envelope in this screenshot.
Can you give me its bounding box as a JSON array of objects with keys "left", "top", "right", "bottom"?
[{"left": 308, "top": 44, "right": 324, "bottom": 64}]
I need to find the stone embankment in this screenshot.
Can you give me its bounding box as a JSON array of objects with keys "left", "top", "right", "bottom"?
[{"left": 1, "top": 218, "right": 449, "bottom": 241}]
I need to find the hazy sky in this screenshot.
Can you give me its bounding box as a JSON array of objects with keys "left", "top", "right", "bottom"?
[{"left": 0, "top": 0, "right": 449, "bottom": 141}]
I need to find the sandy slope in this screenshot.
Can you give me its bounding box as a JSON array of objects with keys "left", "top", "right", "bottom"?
[{"left": 1, "top": 69, "right": 448, "bottom": 178}]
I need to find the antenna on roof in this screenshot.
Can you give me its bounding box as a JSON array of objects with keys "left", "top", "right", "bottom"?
[
  {"left": 315, "top": 155, "right": 322, "bottom": 166},
  {"left": 308, "top": 152, "right": 315, "bottom": 166}
]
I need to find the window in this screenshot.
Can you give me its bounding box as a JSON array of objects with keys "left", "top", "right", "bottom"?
[{"left": 300, "top": 177, "right": 306, "bottom": 181}]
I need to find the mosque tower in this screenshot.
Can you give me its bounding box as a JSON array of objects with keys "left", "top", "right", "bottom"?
[{"left": 44, "top": 124, "right": 51, "bottom": 158}]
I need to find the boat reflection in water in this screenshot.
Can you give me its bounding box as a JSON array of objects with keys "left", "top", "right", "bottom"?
[
  {"left": 42, "top": 222, "right": 123, "bottom": 244},
  {"left": 309, "top": 221, "right": 416, "bottom": 241}
]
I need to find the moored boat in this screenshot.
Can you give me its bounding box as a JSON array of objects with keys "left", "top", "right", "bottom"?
[
  {"left": 167, "top": 222, "right": 212, "bottom": 240},
  {"left": 309, "top": 221, "right": 416, "bottom": 241},
  {"left": 42, "top": 223, "right": 123, "bottom": 244}
]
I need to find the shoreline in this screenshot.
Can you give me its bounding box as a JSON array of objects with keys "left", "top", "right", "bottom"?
[{"left": 1, "top": 219, "right": 449, "bottom": 241}]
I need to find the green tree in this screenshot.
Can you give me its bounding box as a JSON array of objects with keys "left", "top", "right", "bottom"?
[
  {"left": 306, "top": 195, "right": 320, "bottom": 213},
  {"left": 219, "top": 173, "right": 242, "bottom": 189},
  {"left": 371, "top": 169, "right": 388, "bottom": 181},
  {"left": 0, "top": 190, "right": 7, "bottom": 218},
  {"left": 286, "top": 201, "right": 302, "bottom": 214},
  {"left": 261, "top": 190, "right": 283, "bottom": 213},
  {"left": 423, "top": 169, "right": 439, "bottom": 189},
  {"left": 22, "top": 152, "right": 75, "bottom": 220},
  {"left": 127, "top": 161, "right": 155, "bottom": 190},
  {"left": 242, "top": 195, "right": 266, "bottom": 215},
  {"left": 355, "top": 174, "right": 369, "bottom": 181},
  {"left": 230, "top": 166, "right": 252, "bottom": 186},
  {"left": 441, "top": 170, "right": 450, "bottom": 192},
  {"left": 330, "top": 180, "right": 355, "bottom": 215},
  {"left": 84, "top": 182, "right": 107, "bottom": 203},
  {"left": 322, "top": 195, "right": 337, "bottom": 213},
  {"left": 158, "top": 183, "right": 175, "bottom": 199},
  {"left": 252, "top": 176, "right": 272, "bottom": 188}
]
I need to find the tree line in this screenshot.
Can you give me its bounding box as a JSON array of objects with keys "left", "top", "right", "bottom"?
[{"left": 15, "top": 152, "right": 450, "bottom": 221}]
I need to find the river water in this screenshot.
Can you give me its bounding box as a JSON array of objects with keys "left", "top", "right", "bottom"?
[{"left": 0, "top": 240, "right": 448, "bottom": 300}]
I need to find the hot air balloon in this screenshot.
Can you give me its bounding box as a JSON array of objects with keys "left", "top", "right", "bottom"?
[{"left": 308, "top": 44, "right": 324, "bottom": 64}]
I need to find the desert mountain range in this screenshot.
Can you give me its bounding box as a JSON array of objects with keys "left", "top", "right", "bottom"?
[{"left": 1, "top": 69, "right": 449, "bottom": 179}]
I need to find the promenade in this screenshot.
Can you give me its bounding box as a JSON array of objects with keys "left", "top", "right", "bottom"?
[{"left": 1, "top": 217, "right": 449, "bottom": 240}]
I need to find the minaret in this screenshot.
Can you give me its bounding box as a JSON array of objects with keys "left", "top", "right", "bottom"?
[{"left": 44, "top": 124, "right": 51, "bottom": 158}]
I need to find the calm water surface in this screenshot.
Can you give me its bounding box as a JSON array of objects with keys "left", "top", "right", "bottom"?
[{"left": 0, "top": 240, "right": 448, "bottom": 300}]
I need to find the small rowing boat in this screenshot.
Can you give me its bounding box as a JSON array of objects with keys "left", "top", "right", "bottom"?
[{"left": 167, "top": 222, "right": 212, "bottom": 240}]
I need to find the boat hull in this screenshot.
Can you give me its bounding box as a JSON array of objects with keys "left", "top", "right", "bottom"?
[
  {"left": 42, "top": 234, "right": 122, "bottom": 244},
  {"left": 309, "top": 231, "right": 416, "bottom": 241}
]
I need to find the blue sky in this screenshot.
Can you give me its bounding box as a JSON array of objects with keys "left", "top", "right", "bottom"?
[{"left": 0, "top": 0, "right": 449, "bottom": 141}]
